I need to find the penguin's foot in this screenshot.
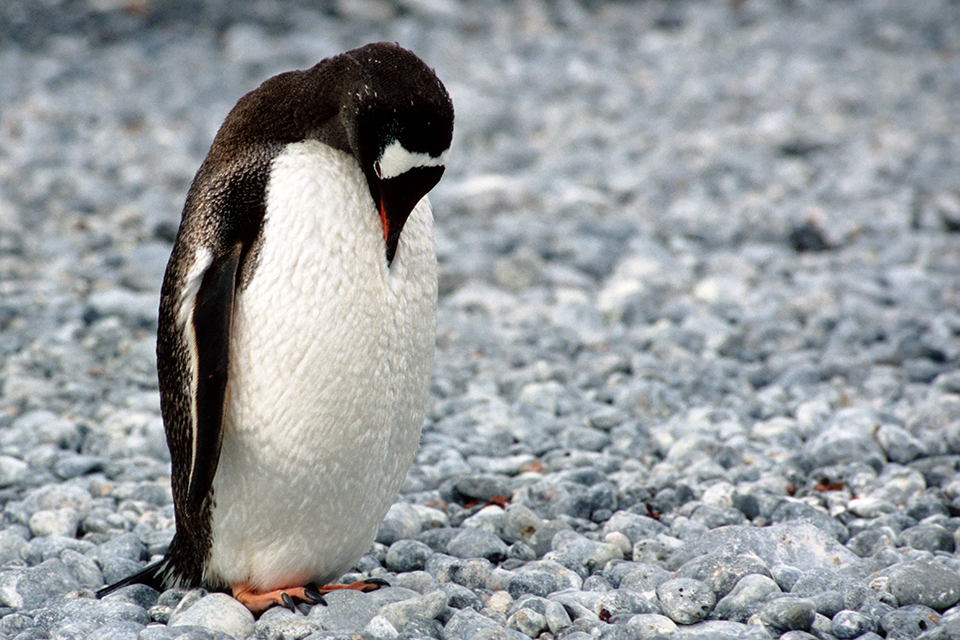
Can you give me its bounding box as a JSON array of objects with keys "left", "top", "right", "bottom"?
[
  {"left": 315, "top": 577, "right": 390, "bottom": 594},
  {"left": 231, "top": 583, "right": 326, "bottom": 614}
]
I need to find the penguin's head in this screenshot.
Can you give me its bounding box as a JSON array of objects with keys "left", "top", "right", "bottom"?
[
  {"left": 344, "top": 43, "right": 454, "bottom": 264},
  {"left": 208, "top": 42, "right": 453, "bottom": 264}
]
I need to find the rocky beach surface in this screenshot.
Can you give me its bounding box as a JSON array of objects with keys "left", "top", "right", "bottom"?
[{"left": 1, "top": 1, "right": 959, "bottom": 639}]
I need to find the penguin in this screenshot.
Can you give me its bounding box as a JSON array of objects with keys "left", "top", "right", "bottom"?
[{"left": 97, "top": 42, "right": 454, "bottom": 613}]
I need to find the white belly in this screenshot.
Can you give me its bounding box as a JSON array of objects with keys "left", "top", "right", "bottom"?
[{"left": 204, "top": 141, "right": 437, "bottom": 591}]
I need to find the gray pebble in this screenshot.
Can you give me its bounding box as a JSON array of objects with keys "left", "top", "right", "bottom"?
[
  {"left": 673, "top": 551, "right": 771, "bottom": 599},
  {"left": 94, "top": 532, "right": 146, "bottom": 563},
  {"left": 432, "top": 582, "right": 483, "bottom": 611},
  {"left": 832, "top": 609, "right": 877, "bottom": 639},
  {"left": 386, "top": 539, "right": 434, "bottom": 572},
  {"left": 307, "top": 587, "right": 419, "bottom": 631},
  {"left": 446, "top": 528, "right": 508, "bottom": 562},
  {"left": 443, "top": 607, "right": 500, "bottom": 638},
  {"left": 875, "top": 424, "right": 928, "bottom": 464},
  {"left": 759, "top": 596, "right": 817, "bottom": 632},
  {"left": 900, "top": 524, "right": 955, "bottom": 553},
  {"left": 29, "top": 598, "right": 150, "bottom": 638},
  {"left": 506, "top": 606, "right": 546, "bottom": 637},
  {"left": 618, "top": 564, "right": 671, "bottom": 602},
  {"left": 713, "top": 573, "right": 781, "bottom": 623},
  {"left": 880, "top": 604, "right": 941, "bottom": 637},
  {"left": 466, "top": 626, "right": 529, "bottom": 640},
  {"left": 376, "top": 502, "right": 422, "bottom": 545},
  {"left": 544, "top": 599, "right": 572, "bottom": 634},
  {"left": 454, "top": 475, "right": 512, "bottom": 502},
  {"left": 809, "top": 590, "right": 845, "bottom": 618},
  {"left": 602, "top": 511, "right": 669, "bottom": 546},
  {"left": 542, "top": 530, "right": 623, "bottom": 579},
  {"left": 887, "top": 561, "right": 960, "bottom": 610},
  {"left": 59, "top": 548, "right": 103, "bottom": 588},
  {"left": 446, "top": 558, "right": 495, "bottom": 590},
  {"left": 379, "top": 589, "right": 448, "bottom": 630},
  {"left": 363, "top": 614, "right": 399, "bottom": 639},
  {"left": 28, "top": 508, "right": 80, "bottom": 538},
  {"left": 252, "top": 606, "right": 320, "bottom": 640},
  {"left": 169, "top": 592, "right": 254, "bottom": 638},
  {"left": 401, "top": 615, "right": 444, "bottom": 638},
  {"left": 139, "top": 624, "right": 235, "bottom": 640},
  {"left": 420, "top": 527, "right": 462, "bottom": 552},
  {"left": 0, "top": 558, "right": 81, "bottom": 610},
  {"left": 86, "top": 620, "right": 144, "bottom": 640},
  {"left": 655, "top": 578, "right": 715, "bottom": 625},
  {"left": 0, "top": 529, "right": 29, "bottom": 566},
  {"left": 500, "top": 505, "right": 543, "bottom": 545}
]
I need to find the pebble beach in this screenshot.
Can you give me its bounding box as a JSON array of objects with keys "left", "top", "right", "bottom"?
[{"left": 1, "top": 1, "right": 960, "bottom": 639}]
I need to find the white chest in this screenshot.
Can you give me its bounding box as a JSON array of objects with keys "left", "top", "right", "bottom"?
[{"left": 205, "top": 141, "right": 437, "bottom": 590}]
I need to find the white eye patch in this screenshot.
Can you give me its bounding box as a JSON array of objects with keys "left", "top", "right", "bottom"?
[{"left": 375, "top": 140, "right": 448, "bottom": 180}]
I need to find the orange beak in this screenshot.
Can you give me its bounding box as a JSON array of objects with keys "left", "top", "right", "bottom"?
[{"left": 379, "top": 199, "right": 388, "bottom": 241}]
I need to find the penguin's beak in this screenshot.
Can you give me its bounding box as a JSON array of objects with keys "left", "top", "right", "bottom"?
[{"left": 378, "top": 165, "right": 444, "bottom": 265}]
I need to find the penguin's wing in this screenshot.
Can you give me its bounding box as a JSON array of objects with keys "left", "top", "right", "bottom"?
[
  {"left": 159, "top": 237, "right": 243, "bottom": 518},
  {"left": 183, "top": 241, "right": 242, "bottom": 513},
  {"left": 158, "top": 157, "right": 269, "bottom": 521}
]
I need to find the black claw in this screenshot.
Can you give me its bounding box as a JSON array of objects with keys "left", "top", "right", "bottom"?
[
  {"left": 281, "top": 592, "right": 296, "bottom": 612},
  {"left": 365, "top": 577, "right": 391, "bottom": 589},
  {"left": 303, "top": 588, "right": 327, "bottom": 606}
]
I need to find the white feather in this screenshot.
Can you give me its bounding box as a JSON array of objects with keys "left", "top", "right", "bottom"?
[
  {"left": 204, "top": 140, "right": 437, "bottom": 591},
  {"left": 376, "top": 140, "right": 447, "bottom": 180}
]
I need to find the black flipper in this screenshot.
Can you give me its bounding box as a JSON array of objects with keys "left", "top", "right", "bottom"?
[{"left": 186, "top": 242, "right": 242, "bottom": 514}]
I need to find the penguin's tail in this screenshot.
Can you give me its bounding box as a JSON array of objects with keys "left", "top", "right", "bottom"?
[{"left": 96, "top": 557, "right": 171, "bottom": 598}]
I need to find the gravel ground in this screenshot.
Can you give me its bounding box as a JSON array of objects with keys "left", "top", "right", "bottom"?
[{"left": 2, "top": 1, "right": 960, "bottom": 639}]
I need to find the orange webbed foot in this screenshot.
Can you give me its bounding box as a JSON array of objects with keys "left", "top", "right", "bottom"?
[{"left": 231, "top": 583, "right": 326, "bottom": 615}]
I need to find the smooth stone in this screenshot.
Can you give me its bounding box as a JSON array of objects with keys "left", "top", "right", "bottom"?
[
  {"left": 500, "top": 505, "right": 543, "bottom": 545},
  {"left": 544, "top": 599, "right": 572, "bottom": 634},
  {"left": 624, "top": 613, "right": 678, "bottom": 638},
  {"left": 771, "top": 564, "right": 803, "bottom": 592},
  {"left": 442, "top": 607, "right": 500, "bottom": 639},
  {"left": 887, "top": 561, "right": 960, "bottom": 610},
  {"left": 672, "top": 550, "right": 771, "bottom": 599},
  {"left": 28, "top": 508, "right": 80, "bottom": 538},
  {"left": 602, "top": 512, "right": 669, "bottom": 546},
  {"left": 86, "top": 620, "right": 145, "bottom": 640},
  {"left": 378, "top": 589, "right": 448, "bottom": 629},
  {"left": 506, "top": 606, "right": 547, "bottom": 637},
  {"left": 759, "top": 596, "right": 816, "bottom": 631},
  {"left": 655, "top": 578, "right": 715, "bottom": 625},
  {"left": 376, "top": 502, "right": 422, "bottom": 545},
  {"left": 454, "top": 474, "right": 512, "bottom": 502},
  {"left": 0, "top": 559, "right": 81, "bottom": 610},
  {"left": 832, "top": 609, "right": 877, "bottom": 639},
  {"left": 252, "top": 606, "right": 320, "bottom": 640},
  {"left": 140, "top": 624, "right": 235, "bottom": 640},
  {"left": 618, "top": 564, "right": 671, "bottom": 602},
  {"left": 59, "top": 548, "right": 104, "bottom": 589},
  {"left": 363, "top": 614, "right": 399, "bottom": 639},
  {"left": 879, "top": 604, "right": 941, "bottom": 637},
  {"left": 713, "top": 573, "right": 781, "bottom": 622},
  {"left": 169, "top": 592, "right": 254, "bottom": 639},
  {"left": 542, "top": 530, "right": 623, "bottom": 579},
  {"left": 446, "top": 528, "right": 508, "bottom": 562},
  {"left": 385, "top": 539, "right": 435, "bottom": 572}
]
